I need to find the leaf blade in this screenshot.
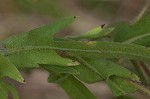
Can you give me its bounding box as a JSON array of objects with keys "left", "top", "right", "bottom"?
[
  {"left": 51, "top": 41, "right": 150, "bottom": 61},
  {"left": 42, "top": 65, "right": 79, "bottom": 74},
  {"left": 0, "top": 52, "right": 24, "bottom": 83},
  {"left": 7, "top": 50, "right": 77, "bottom": 68},
  {"left": 59, "top": 75, "right": 97, "bottom": 99},
  {"left": 106, "top": 76, "right": 137, "bottom": 96}
]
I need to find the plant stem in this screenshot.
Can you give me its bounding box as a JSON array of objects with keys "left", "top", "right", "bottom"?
[
  {"left": 127, "top": 80, "right": 150, "bottom": 95},
  {"left": 134, "top": 0, "right": 150, "bottom": 24},
  {"left": 130, "top": 60, "right": 148, "bottom": 85},
  {"left": 139, "top": 61, "right": 150, "bottom": 77}
]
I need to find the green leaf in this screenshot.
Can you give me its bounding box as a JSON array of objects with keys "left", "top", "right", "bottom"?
[
  {"left": 0, "top": 52, "right": 24, "bottom": 83},
  {"left": 3, "top": 16, "right": 77, "bottom": 48},
  {"left": 0, "top": 80, "right": 19, "bottom": 99},
  {"left": 7, "top": 83, "right": 19, "bottom": 99},
  {"left": 110, "top": 22, "right": 131, "bottom": 42},
  {"left": 48, "top": 73, "right": 70, "bottom": 83},
  {"left": 42, "top": 65, "right": 79, "bottom": 74},
  {"left": 82, "top": 58, "right": 139, "bottom": 81},
  {"left": 123, "top": 33, "right": 150, "bottom": 44},
  {"left": 72, "top": 57, "right": 139, "bottom": 96},
  {"left": 47, "top": 74, "right": 97, "bottom": 99},
  {"left": 2, "top": 33, "right": 28, "bottom": 49},
  {"left": 0, "top": 80, "right": 8, "bottom": 99},
  {"left": 112, "top": 14, "right": 150, "bottom": 46},
  {"left": 74, "top": 64, "right": 103, "bottom": 83},
  {"left": 73, "top": 56, "right": 139, "bottom": 81},
  {"left": 59, "top": 75, "right": 97, "bottom": 99},
  {"left": 6, "top": 40, "right": 150, "bottom": 68},
  {"left": 3, "top": 16, "right": 78, "bottom": 68},
  {"left": 27, "top": 16, "right": 77, "bottom": 46},
  {"left": 7, "top": 50, "right": 77, "bottom": 68},
  {"left": 51, "top": 41, "right": 150, "bottom": 61},
  {"left": 66, "top": 26, "right": 114, "bottom": 40},
  {"left": 106, "top": 76, "right": 137, "bottom": 96}
]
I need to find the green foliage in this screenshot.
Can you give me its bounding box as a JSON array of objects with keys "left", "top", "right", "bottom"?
[
  {"left": 3, "top": 16, "right": 78, "bottom": 68},
  {"left": 59, "top": 75, "right": 97, "bottom": 99},
  {"left": 106, "top": 76, "right": 137, "bottom": 96},
  {"left": 3, "top": 16, "right": 77, "bottom": 48},
  {"left": 0, "top": 52, "right": 24, "bottom": 83},
  {"left": 51, "top": 41, "right": 150, "bottom": 61},
  {"left": 0, "top": 80, "right": 19, "bottom": 99},
  {"left": 0, "top": 15, "right": 150, "bottom": 99},
  {"left": 7, "top": 83, "right": 19, "bottom": 99},
  {"left": 111, "top": 14, "right": 150, "bottom": 46},
  {"left": 42, "top": 65, "right": 79, "bottom": 74},
  {"left": 66, "top": 26, "right": 114, "bottom": 40}
]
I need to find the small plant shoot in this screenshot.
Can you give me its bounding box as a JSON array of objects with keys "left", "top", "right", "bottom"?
[{"left": 1, "top": 9, "right": 150, "bottom": 99}]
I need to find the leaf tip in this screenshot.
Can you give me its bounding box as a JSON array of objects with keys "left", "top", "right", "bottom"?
[
  {"left": 101, "top": 24, "right": 105, "bottom": 28},
  {"left": 73, "top": 16, "right": 79, "bottom": 19}
]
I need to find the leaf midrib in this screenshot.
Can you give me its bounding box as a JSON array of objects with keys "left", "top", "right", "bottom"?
[{"left": 5, "top": 45, "right": 150, "bottom": 60}]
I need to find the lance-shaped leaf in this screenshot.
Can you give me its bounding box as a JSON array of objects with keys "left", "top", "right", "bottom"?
[
  {"left": 72, "top": 57, "right": 139, "bottom": 82},
  {"left": 41, "top": 60, "right": 102, "bottom": 83},
  {"left": 3, "top": 16, "right": 78, "bottom": 68},
  {"left": 47, "top": 55, "right": 139, "bottom": 96},
  {"left": 7, "top": 83, "right": 19, "bottom": 99},
  {"left": 74, "top": 64, "right": 103, "bottom": 83},
  {"left": 59, "top": 75, "right": 97, "bottom": 99},
  {"left": 111, "top": 14, "right": 150, "bottom": 46},
  {"left": 0, "top": 80, "right": 19, "bottom": 99},
  {"left": 0, "top": 52, "right": 24, "bottom": 83},
  {"left": 79, "top": 58, "right": 139, "bottom": 81},
  {"left": 106, "top": 76, "right": 137, "bottom": 96},
  {"left": 42, "top": 61, "right": 103, "bottom": 83},
  {"left": 27, "top": 16, "right": 77, "bottom": 46},
  {"left": 41, "top": 65, "right": 79, "bottom": 74},
  {"left": 47, "top": 74, "right": 97, "bottom": 99},
  {"left": 74, "top": 58, "right": 139, "bottom": 96},
  {"left": 6, "top": 50, "right": 78, "bottom": 68},
  {"left": 66, "top": 26, "right": 114, "bottom": 40},
  {"left": 48, "top": 72, "right": 70, "bottom": 83},
  {"left": 51, "top": 41, "right": 150, "bottom": 61},
  {"left": 3, "top": 16, "right": 77, "bottom": 48},
  {"left": 6, "top": 40, "right": 150, "bottom": 68}
]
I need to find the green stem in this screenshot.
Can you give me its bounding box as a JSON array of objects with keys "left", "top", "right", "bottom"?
[
  {"left": 134, "top": 1, "right": 150, "bottom": 24},
  {"left": 127, "top": 80, "right": 150, "bottom": 95},
  {"left": 139, "top": 61, "right": 150, "bottom": 77},
  {"left": 130, "top": 60, "right": 148, "bottom": 85}
]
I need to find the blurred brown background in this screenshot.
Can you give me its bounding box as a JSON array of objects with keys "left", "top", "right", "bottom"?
[{"left": 0, "top": 0, "right": 149, "bottom": 99}]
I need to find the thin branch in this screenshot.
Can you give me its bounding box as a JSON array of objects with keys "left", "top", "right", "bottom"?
[
  {"left": 130, "top": 60, "right": 148, "bottom": 85},
  {"left": 134, "top": 0, "right": 150, "bottom": 24},
  {"left": 127, "top": 80, "right": 150, "bottom": 95},
  {"left": 139, "top": 61, "right": 150, "bottom": 77}
]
